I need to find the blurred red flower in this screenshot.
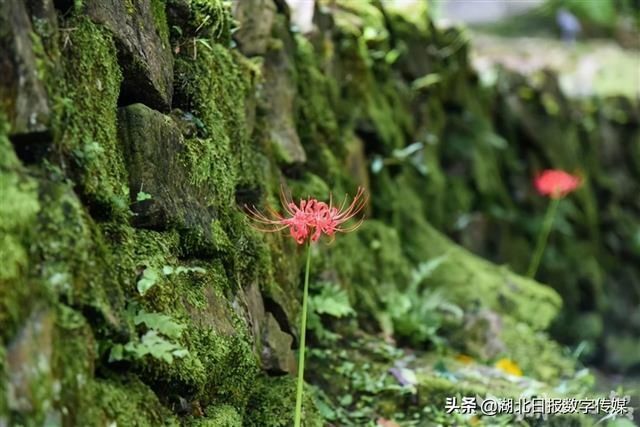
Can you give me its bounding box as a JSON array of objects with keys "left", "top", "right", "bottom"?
[
  {"left": 534, "top": 169, "right": 581, "bottom": 199},
  {"left": 245, "top": 186, "right": 367, "bottom": 244}
]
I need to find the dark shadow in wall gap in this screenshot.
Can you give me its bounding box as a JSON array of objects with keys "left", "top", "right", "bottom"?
[
  {"left": 263, "top": 296, "right": 295, "bottom": 346},
  {"left": 10, "top": 131, "right": 51, "bottom": 164}
]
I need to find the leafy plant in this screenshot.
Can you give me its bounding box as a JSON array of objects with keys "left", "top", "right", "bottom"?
[
  {"left": 371, "top": 142, "right": 428, "bottom": 176},
  {"left": 135, "top": 191, "right": 152, "bottom": 202},
  {"left": 162, "top": 265, "right": 206, "bottom": 276},
  {"left": 308, "top": 282, "right": 355, "bottom": 343},
  {"left": 136, "top": 266, "right": 159, "bottom": 296},
  {"left": 311, "top": 282, "right": 355, "bottom": 318},
  {"left": 109, "top": 310, "right": 189, "bottom": 364},
  {"left": 133, "top": 310, "right": 186, "bottom": 339},
  {"left": 381, "top": 255, "right": 463, "bottom": 347},
  {"left": 109, "top": 331, "right": 189, "bottom": 364},
  {"left": 136, "top": 264, "right": 206, "bottom": 296},
  {"left": 309, "top": 338, "right": 417, "bottom": 426},
  {"left": 412, "top": 73, "right": 442, "bottom": 91}
]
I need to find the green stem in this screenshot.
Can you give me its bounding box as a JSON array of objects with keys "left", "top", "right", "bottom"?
[
  {"left": 294, "top": 241, "right": 312, "bottom": 427},
  {"left": 527, "top": 197, "right": 560, "bottom": 278}
]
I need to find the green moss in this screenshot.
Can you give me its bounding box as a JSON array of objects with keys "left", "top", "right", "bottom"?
[
  {"left": 173, "top": 38, "right": 274, "bottom": 287},
  {"left": 0, "top": 189, "right": 39, "bottom": 329},
  {"left": 0, "top": 344, "right": 6, "bottom": 419},
  {"left": 221, "top": 209, "right": 273, "bottom": 288},
  {"left": 149, "top": 50, "right": 276, "bottom": 382},
  {"left": 175, "top": 43, "right": 260, "bottom": 209},
  {"left": 0, "top": 119, "right": 44, "bottom": 342},
  {"left": 170, "top": 0, "right": 232, "bottom": 44},
  {"left": 294, "top": 35, "right": 340, "bottom": 156},
  {"left": 118, "top": 232, "right": 261, "bottom": 407},
  {"left": 500, "top": 317, "right": 576, "bottom": 383},
  {"left": 333, "top": 30, "right": 408, "bottom": 153},
  {"left": 194, "top": 404, "right": 242, "bottom": 426},
  {"left": 422, "top": 227, "right": 562, "bottom": 330},
  {"left": 383, "top": 0, "right": 431, "bottom": 35},
  {"left": 150, "top": 0, "right": 170, "bottom": 46},
  {"left": 134, "top": 279, "right": 259, "bottom": 405},
  {"left": 52, "top": 17, "right": 128, "bottom": 215},
  {"left": 245, "top": 376, "right": 322, "bottom": 427},
  {"left": 35, "top": 181, "right": 127, "bottom": 326},
  {"left": 372, "top": 170, "right": 562, "bottom": 330},
  {"left": 52, "top": 305, "right": 96, "bottom": 425},
  {"left": 331, "top": 0, "right": 388, "bottom": 37},
  {"left": 77, "top": 376, "right": 178, "bottom": 426},
  {"left": 288, "top": 173, "right": 330, "bottom": 200},
  {"left": 318, "top": 220, "right": 411, "bottom": 329},
  {"left": 191, "top": 330, "right": 259, "bottom": 408}
]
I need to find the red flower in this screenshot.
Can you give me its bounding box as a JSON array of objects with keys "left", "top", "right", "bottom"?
[
  {"left": 321, "top": 186, "right": 368, "bottom": 239},
  {"left": 245, "top": 186, "right": 367, "bottom": 244},
  {"left": 534, "top": 169, "right": 581, "bottom": 199}
]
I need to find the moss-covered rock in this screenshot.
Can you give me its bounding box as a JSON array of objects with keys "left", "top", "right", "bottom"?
[
  {"left": 245, "top": 376, "right": 323, "bottom": 427},
  {"left": 0, "top": 0, "right": 52, "bottom": 138},
  {"left": 77, "top": 376, "right": 179, "bottom": 426},
  {"left": 117, "top": 102, "right": 216, "bottom": 236},
  {"left": 85, "top": 0, "right": 174, "bottom": 110},
  {"left": 53, "top": 17, "right": 129, "bottom": 215},
  {"left": 0, "top": 128, "right": 43, "bottom": 342},
  {"left": 261, "top": 14, "right": 307, "bottom": 165},
  {"left": 231, "top": 0, "right": 277, "bottom": 56},
  {"left": 167, "top": 0, "right": 233, "bottom": 46},
  {"left": 194, "top": 404, "right": 243, "bottom": 426}
]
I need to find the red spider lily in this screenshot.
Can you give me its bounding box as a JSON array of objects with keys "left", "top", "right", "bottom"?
[
  {"left": 321, "top": 186, "right": 368, "bottom": 239},
  {"left": 244, "top": 186, "right": 367, "bottom": 244},
  {"left": 534, "top": 169, "right": 581, "bottom": 199}
]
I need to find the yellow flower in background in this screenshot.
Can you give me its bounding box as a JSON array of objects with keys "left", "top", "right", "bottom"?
[
  {"left": 495, "top": 358, "right": 523, "bottom": 377},
  {"left": 456, "top": 354, "right": 475, "bottom": 364}
]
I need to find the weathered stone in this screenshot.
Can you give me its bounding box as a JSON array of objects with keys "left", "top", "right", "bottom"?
[
  {"left": 261, "top": 15, "right": 306, "bottom": 165},
  {"left": 117, "top": 103, "right": 215, "bottom": 241},
  {"left": 383, "top": 6, "right": 434, "bottom": 80},
  {"left": 86, "top": 0, "right": 173, "bottom": 111},
  {"left": 0, "top": 0, "right": 51, "bottom": 138},
  {"left": 455, "top": 309, "right": 505, "bottom": 360},
  {"left": 26, "top": 0, "right": 59, "bottom": 44},
  {"left": 165, "top": 0, "right": 191, "bottom": 31},
  {"left": 242, "top": 282, "right": 267, "bottom": 351},
  {"left": 237, "top": 282, "right": 296, "bottom": 375},
  {"left": 187, "top": 286, "right": 236, "bottom": 336},
  {"left": 345, "top": 135, "right": 371, "bottom": 192},
  {"left": 232, "top": 0, "right": 277, "bottom": 56},
  {"left": 261, "top": 313, "right": 296, "bottom": 375},
  {"left": 7, "top": 309, "right": 55, "bottom": 413},
  {"left": 166, "top": 0, "right": 231, "bottom": 42}
]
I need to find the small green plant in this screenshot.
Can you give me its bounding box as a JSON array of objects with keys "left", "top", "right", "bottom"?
[
  {"left": 308, "top": 282, "right": 355, "bottom": 343},
  {"left": 308, "top": 337, "right": 418, "bottom": 426},
  {"left": 109, "top": 310, "right": 189, "bottom": 364},
  {"left": 136, "top": 264, "right": 206, "bottom": 296},
  {"left": 162, "top": 265, "right": 206, "bottom": 275},
  {"left": 135, "top": 191, "right": 152, "bottom": 202},
  {"left": 370, "top": 142, "right": 428, "bottom": 176},
  {"left": 136, "top": 266, "right": 159, "bottom": 296},
  {"left": 133, "top": 310, "right": 186, "bottom": 338},
  {"left": 382, "top": 255, "right": 463, "bottom": 347}
]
